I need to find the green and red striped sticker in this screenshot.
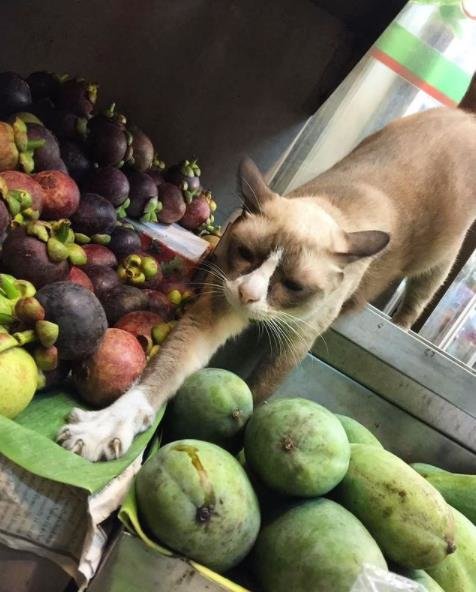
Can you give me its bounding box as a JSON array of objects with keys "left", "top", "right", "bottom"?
[{"left": 371, "top": 22, "right": 471, "bottom": 106}]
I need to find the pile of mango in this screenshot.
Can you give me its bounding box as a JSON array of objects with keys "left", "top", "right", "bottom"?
[{"left": 133, "top": 368, "right": 476, "bottom": 592}]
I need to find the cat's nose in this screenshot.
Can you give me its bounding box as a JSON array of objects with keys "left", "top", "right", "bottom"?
[{"left": 238, "top": 285, "right": 259, "bottom": 304}]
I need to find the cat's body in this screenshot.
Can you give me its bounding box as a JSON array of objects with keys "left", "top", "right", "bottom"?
[{"left": 58, "top": 76, "right": 476, "bottom": 461}]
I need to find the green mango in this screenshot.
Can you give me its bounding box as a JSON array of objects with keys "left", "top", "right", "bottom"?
[
  {"left": 135, "top": 439, "right": 260, "bottom": 573},
  {"left": 335, "top": 414, "right": 383, "bottom": 447},
  {"left": 427, "top": 507, "right": 476, "bottom": 592},
  {"left": 166, "top": 368, "right": 253, "bottom": 451},
  {"left": 336, "top": 444, "right": 455, "bottom": 569},
  {"left": 412, "top": 463, "right": 448, "bottom": 477},
  {"left": 244, "top": 398, "right": 350, "bottom": 497},
  {"left": 401, "top": 569, "right": 445, "bottom": 591},
  {"left": 254, "top": 498, "right": 387, "bottom": 592},
  {"left": 413, "top": 463, "right": 476, "bottom": 525}
]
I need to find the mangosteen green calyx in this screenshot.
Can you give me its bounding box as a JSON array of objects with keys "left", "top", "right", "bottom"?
[
  {"left": 26, "top": 123, "right": 62, "bottom": 172},
  {"left": 0, "top": 176, "right": 39, "bottom": 225},
  {"left": 165, "top": 159, "right": 202, "bottom": 202},
  {"left": 0, "top": 120, "right": 39, "bottom": 174},
  {"left": 117, "top": 253, "right": 159, "bottom": 286},
  {"left": 0, "top": 273, "right": 36, "bottom": 326},
  {"left": 125, "top": 170, "right": 160, "bottom": 222},
  {"left": 24, "top": 218, "right": 87, "bottom": 265},
  {"left": 0, "top": 275, "right": 60, "bottom": 357},
  {"left": 57, "top": 77, "right": 98, "bottom": 118}
]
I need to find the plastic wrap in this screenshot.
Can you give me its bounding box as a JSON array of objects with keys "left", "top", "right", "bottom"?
[{"left": 351, "top": 566, "right": 426, "bottom": 592}]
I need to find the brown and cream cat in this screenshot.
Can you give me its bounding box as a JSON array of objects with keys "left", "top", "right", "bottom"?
[{"left": 59, "top": 75, "right": 476, "bottom": 461}]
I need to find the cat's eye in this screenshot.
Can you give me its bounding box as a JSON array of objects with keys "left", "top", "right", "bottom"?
[
  {"left": 237, "top": 245, "right": 254, "bottom": 262},
  {"left": 283, "top": 278, "right": 303, "bottom": 292}
]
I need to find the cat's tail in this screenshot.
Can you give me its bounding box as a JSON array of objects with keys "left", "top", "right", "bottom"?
[{"left": 459, "top": 72, "right": 476, "bottom": 112}]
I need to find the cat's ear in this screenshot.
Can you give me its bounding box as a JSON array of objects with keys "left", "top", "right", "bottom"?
[
  {"left": 238, "top": 156, "right": 275, "bottom": 213},
  {"left": 336, "top": 230, "right": 390, "bottom": 265}
]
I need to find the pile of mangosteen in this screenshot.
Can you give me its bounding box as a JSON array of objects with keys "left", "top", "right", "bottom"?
[{"left": 0, "top": 69, "right": 221, "bottom": 408}]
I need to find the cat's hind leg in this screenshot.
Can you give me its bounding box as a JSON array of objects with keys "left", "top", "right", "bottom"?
[{"left": 392, "top": 257, "right": 457, "bottom": 330}]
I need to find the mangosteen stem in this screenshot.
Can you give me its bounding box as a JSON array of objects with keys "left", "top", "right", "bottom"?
[
  {"left": 12, "top": 329, "right": 37, "bottom": 346},
  {"left": 27, "top": 138, "right": 46, "bottom": 151},
  {"left": 0, "top": 274, "right": 21, "bottom": 300}
]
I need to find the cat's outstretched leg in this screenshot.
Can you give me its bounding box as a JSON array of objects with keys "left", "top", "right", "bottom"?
[
  {"left": 248, "top": 314, "right": 333, "bottom": 403},
  {"left": 392, "top": 258, "right": 456, "bottom": 329},
  {"left": 57, "top": 295, "right": 249, "bottom": 461}
]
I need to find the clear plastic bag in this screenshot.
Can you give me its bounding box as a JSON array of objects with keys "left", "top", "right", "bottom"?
[{"left": 351, "top": 565, "right": 426, "bottom": 592}]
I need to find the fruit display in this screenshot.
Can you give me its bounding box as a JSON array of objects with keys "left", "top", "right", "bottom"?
[
  {"left": 165, "top": 368, "right": 254, "bottom": 451},
  {"left": 0, "top": 68, "right": 222, "bottom": 418},
  {"left": 244, "top": 398, "right": 350, "bottom": 497},
  {"left": 125, "top": 381, "right": 476, "bottom": 591},
  {"left": 72, "top": 327, "right": 146, "bottom": 406},
  {"left": 135, "top": 439, "right": 261, "bottom": 572},
  {"left": 0, "top": 70, "right": 221, "bottom": 236},
  {"left": 254, "top": 499, "right": 387, "bottom": 592},
  {"left": 335, "top": 444, "right": 455, "bottom": 569}
]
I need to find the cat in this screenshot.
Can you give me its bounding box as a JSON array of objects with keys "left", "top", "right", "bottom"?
[{"left": 58, "top": 74, "right": 476, "bottom": 461}]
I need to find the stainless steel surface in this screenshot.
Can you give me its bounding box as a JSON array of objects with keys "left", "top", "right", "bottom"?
[
  {"left": 312, "top": 306, "right": 476, "bottom": 453},
  {"left": 88, "top": 532, "right": 230, "bottom": 592},
  {"left": 0, "top": 543, "right": 71, "bottom": 592}
]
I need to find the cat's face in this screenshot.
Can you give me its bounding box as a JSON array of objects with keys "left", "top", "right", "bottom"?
[
  {"left": 214, "top": 158, "right": 389, "bottom": 322},
  {"left": 218, "top": 202, "right": 346, "bottom": 320}
]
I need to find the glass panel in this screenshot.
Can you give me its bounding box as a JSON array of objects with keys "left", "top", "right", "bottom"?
[{"left": 421, "top": 249, "right": 476, "bottom": 366}]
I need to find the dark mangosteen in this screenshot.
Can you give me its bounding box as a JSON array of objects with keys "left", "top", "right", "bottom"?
[
  {"left": 165, "top": 159, "right": 202, "bottom": 200},
  {"left": 125, "top": 170, "right": 158, "bottom": 219},
  {"left": 101, "top": 284, "right": 148, "bottom": 325},
  {"left": 37, "top": 281, "right": 107, "bottom": 360},
  {"left": 81, "top": 264, "right": 121, "bottom": 300},
  {"left": 82, "top": 166, "right": 129, "bottom": 207},
  {"left": 0, "top": 72, "right": 32, "bottom": 116},
  {"left": 57, "top": 78, "right": 98, "bottom": 118},
  {"left": 147, "top": 167, "right": 165, "bottom": 187},
  {"left": 179, "top": 194, "right": 211, "bottom": 230},
  {"left": 47, "top": 109, "right": 88, "bottom": 142},
  {"left": 60, "top": 140, "right": 93, "bottom": 182},
  {"left": 108, "top": 225, "right": 142, "bottom": 259},
  {"left": 126, "top": 124, "right": 154, "bottom": 172},
  {"left": 157, "top": 182, "right": 186, "bottom": 224},
  {"left": 71, "top": 192, "right": 117, "bottom": 236},
  {"left": 26, "top": 122, "right": 61, "bottom": 171},
  {"left": 82, "top": 243, "right": 118, "bottom": 268},
  {"left": 87, "top": 120, "right": 128, "bottom": 167},
  {"left": 26, "top": 71, "right": 61, "bottom": 102},
  {"left": 143, "top": 289, "right": 175, "bottom": 320},
  {"left": 1, "top": 227, "right": 69, "bottom": 288}
]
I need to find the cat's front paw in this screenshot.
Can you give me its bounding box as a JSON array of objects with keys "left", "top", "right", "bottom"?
[{"left": 57, "top": 388, "right": 155, "bottom": 461}]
